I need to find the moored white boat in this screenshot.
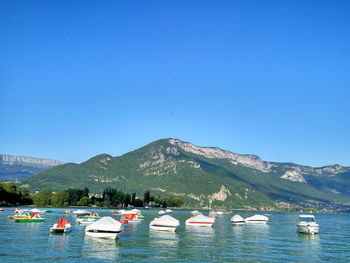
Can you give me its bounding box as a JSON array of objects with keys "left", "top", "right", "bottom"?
[
  {"left": 245, "top": 215, "right": 269, "bottom": 224},
  {"left": 30, "top": 208, "right": 46, "bottom": 214},
  {"left": 191, "top": 210, "right": 201, "bottom": 216},
  {"left": 76, "top": 212, "right": 101, "bottom": 225},
  {"left": 230, "top": 215, "right": 245, "bottom": 225},
  {"left": 165, "top": 209, "right": 173, "bottom": 214},
  {"left": 158, "top": 210, "right": 166, "bottom": 216},
  {"left": 149, "top": 215, "right": 180, "bottom": 232},
  {"left": 50, "top": 217, "right": 71, "bottom": 233},
  {"left": 185, "top": 214, "right": 215, "bottom": 227},
  {"left": 297, "top": 215, "right": 319, "bottom": 234},
  {"left": 73, "top": 209, "right": 91, "bottom": 217},
  {"left": 85, "top": 217, "right": 122, "bottom": 239}
]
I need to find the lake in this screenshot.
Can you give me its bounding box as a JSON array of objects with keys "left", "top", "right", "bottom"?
[{"left": 0, "top": 208, "right": 349, "bottom": 262}]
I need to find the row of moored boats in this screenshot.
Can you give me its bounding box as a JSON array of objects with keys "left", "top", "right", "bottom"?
[{"left": 6, "top": 208, "right": 320, "bottom": 238}]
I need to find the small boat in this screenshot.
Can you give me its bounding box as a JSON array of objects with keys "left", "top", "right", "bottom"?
[
  {"left": 30, "top": 208, "right": 46, "bottom": 214},
  {"left": 0, "top": 208, "right": 4, "bottom": 212},
  {"left": 185, "top": 214, "right": 215, "bottom": 227},
  {"left": 191, "top": 210, "right": 201, "bottom": 216},
  {"left": 50, "top": 217, "right": 71, "bottom": 233},
  {"left": 230, "top": 215, "right": 245, "bottom": 225},
  {"left": 15, "top": 212, "right": 45, "bottom": 223},
  {"left": 245, "top": 214, "right": 269, "bottom": 224},
  {"left": 158, "top": 210, "right": 166, "bottom": 216},
  {"left": 121, "top": 210, "right": 145, "bottom": 220},
  {"left": 85, "top": 216, "right": 123, "bottom": 239},
  {"left": 76, "top": 212, "right": 101, "bottom": 225},
  {"left": 297, "top": 215, "right": 319, "bottom": 234},
  {"left": 149, "top": 215, "right": 180, "bottom": 232},
  {"left": 110, "top": 210, "right": 118, "bottom": 213},
  {"left": 165, "top": 209, "right": 173, "bottom": 214},
  {"left": 60, "top": 209, "right": 71, "bottom": 214},
  {"left": 73, "top": 209, "right": 91, "bottom": 217},
  {"left": 216, "top": 211, "right": 224, "bottom": 215},
  {"left": 8, "top": 211, "right": 31, "bottom": 220}
]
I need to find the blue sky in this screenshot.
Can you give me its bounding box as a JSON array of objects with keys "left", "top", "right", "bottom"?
[{"left": 1, "top": 0, "right": 349, "bottom": 166}]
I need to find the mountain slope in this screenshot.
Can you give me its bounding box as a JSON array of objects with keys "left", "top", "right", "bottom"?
[
  {"left": 0, "top": 154, "right": 63, "bottom": 181},
  {"left": 23, "top": 139, "right": 350, "bottom": 208}
]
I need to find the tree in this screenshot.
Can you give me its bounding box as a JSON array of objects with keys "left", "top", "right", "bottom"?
[
  {"left": 124, "top": 193, "right": 131, "bottom": 206},
  {"left": 33, "top": 189, "right": 53, "bottom": 206},
  {"left": 103, "top": 187, "right": 117, "bottom": 202},
  {"left": 133, "top": 198, "right": 144, "bottom": 207},
  {"left": 51, "top": 190, "right": 69, "bottom": 207},
  {"left": 82, "top": 187, "right": 89, "bottom": 197},
  {"left": 77, "top": 196, "right": 90, "bottom": 206},
  {"left": 144, "top": 190, "right": 150, "bottom": 205},
  {"left": 67, "top": 189, "right": 84, "bottom": 206},
  {"left": 131, "top": 193, "right": 136, "bottom": 205},
  {"left": 111, "top": 191, "right": 125, "bottom": 206}
]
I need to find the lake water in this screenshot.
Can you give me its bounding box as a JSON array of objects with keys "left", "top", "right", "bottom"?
[{"left": 0, "top": 208, "right": 349, "bottom": 262}]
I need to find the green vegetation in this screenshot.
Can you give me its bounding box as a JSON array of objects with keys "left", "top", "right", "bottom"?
[
  {"left": 22, "top": 138, "right": 350, "bottom": 209},
  {"left": 29, "top": 187, "right": 183, "bottom": 208},
  {"left": 0, "top": 182, "right": 32, "bottom": 206}
]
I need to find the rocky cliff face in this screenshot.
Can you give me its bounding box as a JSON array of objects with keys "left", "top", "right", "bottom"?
[
  {"left": 0, "top": 154, "right": 63, "bottom": 167},
  {"left": 169, "top": 139, "right": 272, "bottom": 172}
]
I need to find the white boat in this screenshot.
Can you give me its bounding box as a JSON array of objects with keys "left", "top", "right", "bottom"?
[
  {"left": 158, "top": 210, "right": 166, "bottom": 216},
  {"left": 73, "top": 209, "right": 91, "bottom": 217},
  {"left": 149, "top": 215, "right": 180, "bottom": 232},
  {"left": 30, "top": 208, "right": 46, "bottom": 214},
  {"left": 50, "top": 217, "right": 71, "bottom": 233},
  {"left": 216, "top": 211, "right": 224, "bottom": 215},
  {"left": 245, "top": 214, "right": 269, "bottom": 224},
  {"left": 191, "top": 210, "right": 201, "bottom": 216},
  {"left": 85, "top": 217, "right": 123, "bottom": 239},
  {"left": 297, "top": 215, "right": 319, "bottom": 234},
  {"left": 185, "top": 214, "right": 215, "bottom": 227},
  {"left": 165, "top": 209, "right": 173, "bottom": 214},
  {"left": 230, "top": 215, "right": 245, "bottom": 225}
]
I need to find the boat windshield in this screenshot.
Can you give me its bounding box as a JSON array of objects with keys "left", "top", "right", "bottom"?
[{"left": 299, "top": 217, "right": 315, "bottom": 223}]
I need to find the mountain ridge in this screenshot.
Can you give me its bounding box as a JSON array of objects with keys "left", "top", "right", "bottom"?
[
  {"left": 22, "top": 138, "right": 350, "bottom": 208},
  {"left": 0, "top": 154, "right": 63, "bottom": 181}
]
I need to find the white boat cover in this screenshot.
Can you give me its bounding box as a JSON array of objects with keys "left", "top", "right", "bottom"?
[
  {"left": 73, "top": 209, "right": 91, "bottom": 214},
  {"left": 158, "top": 210, "right": 166, "bottom": 216},
  {"left": 165, "top": 209, "right": 173, "bottom": 213},
  {"left": 245, "top": 214, "right": 269, "bottom": 222},
  {"left": 150, "top": 215, "right": 180, "bottom": 227},
  {"left": 186, "top": 214, "right": 215, "bottom": 224},
  {"left": 85, "top": 217, "right": 122, "bottom": 233},
  {"left": 231, "top": 215, "right": 245, "bottom": 222}
]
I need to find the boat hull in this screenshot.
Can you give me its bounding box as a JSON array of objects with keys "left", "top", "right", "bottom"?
[
  {"left": 297, "top": 224, "right": 319, "bottom": 234},
  {"left": 15, "top": 219, "right": 45, "bottom": 223},
  {"left": 85, "top": 231, "right": 118, "bottom": 239},
  {"left": 245, "top": 220, "right": 268, "bottom": 224},
  {"left": 50, "top": 227, "right": 71, "bottom": 233},
  {"left": 186, "top": 222, "right": 213, "bottom": 227},
  {"left": 149, "top": 225, "right": 177, "bottom": 232}
]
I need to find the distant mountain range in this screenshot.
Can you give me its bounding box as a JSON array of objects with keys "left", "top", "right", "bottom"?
[
  {"left": 0, "top": 154, "right": 63, "bottom": 181},
  {"left": 22, "top": 139, "right": 350, "bottom": 209}
]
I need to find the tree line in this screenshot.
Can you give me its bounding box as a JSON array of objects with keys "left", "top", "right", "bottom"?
[{"left": 0, "top": 183, "right": 184, "bottom": 208}]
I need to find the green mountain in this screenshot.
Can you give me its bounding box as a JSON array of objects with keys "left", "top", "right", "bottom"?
[
  {"left": 0, "top": 154, "right": 63, "bottom": 181},
  {"left": 23, "top": 139, "right": 350, "bottom": 208}
]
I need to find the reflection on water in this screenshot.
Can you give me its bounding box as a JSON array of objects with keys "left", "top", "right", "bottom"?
[
  {"left": 148, "top": 229, "right": 179, "bottom": 260},
  {"left": 83, "top": 235, "right": 120, "bottom": 261},
  {"left": 48, "top": 234, "right": 70, "bottom": 261}
]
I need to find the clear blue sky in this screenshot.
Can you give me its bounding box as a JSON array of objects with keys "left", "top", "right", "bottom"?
[{"left": 1, "top": 0, "right": 349, "bottom": 167}]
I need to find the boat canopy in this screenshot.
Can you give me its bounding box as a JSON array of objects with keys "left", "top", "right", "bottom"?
[
  {"left": 85, "top": 217, "right": 122, "bottom": 233},
  {"left": 151, "top": 215, "right": 180, "bottom": 227},
  {"left": 298, "top": 215, "right": 316, "bottom": 222}
]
